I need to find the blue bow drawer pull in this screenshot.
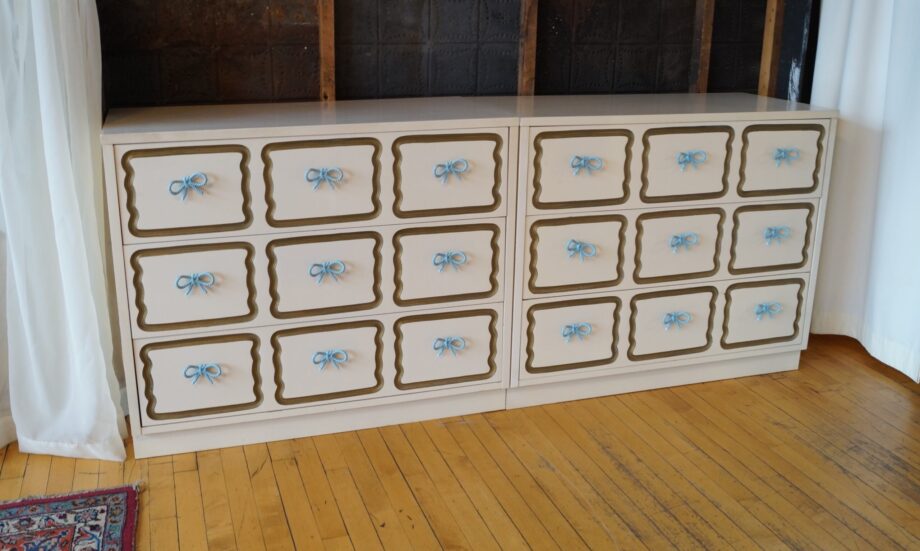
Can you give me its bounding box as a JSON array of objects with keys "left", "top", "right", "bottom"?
[
  {"left": 562, "top": 322, "right": 592, "bottom": 342},
  {"left": 432, "top": 250, "right": 467, "bottom": 272},
  {"left": 663, "top": 311, "right": 692, "bottom": 330},
  {"left": 676, "top": 150, "right": 708, "bottom": 171},
  {"left": 670, "top": 232, "right": 700, "bottom": 253},
  {"left": 433, "top": 336, "right": 466, "bottom": 357},
  {"left": 433, "top": 159, "right": 469, "bottom": 184},
  {"left": 755, "top": 302, "right": 783, "bottom": 320},
  {"left": 313, "top": 349, "right": 349, "bottom": 371},
  {"left": 168, "top": 172, "right": 208, "bottom": 200},
  {"left": 774, "top": 147, "right": 801, "bottom": 167},
  {"left": 566, "top": 239, "right": 597, "bottom": 261},
  {"left": 570, "top": 155, "right": 604, "bottom": 176},
  {"left": 305, "top": 167, "right": 344, "bottom": 190},
  {"left": 763, "top": 226, "right": 792, "bottom": 245},
  {"left": 309, "top": 260, "right": 346, "bottom": 284},
  {"left": 175, "top": 272, "right": 216, "bottom": 295},
  {"left": 184, "top": 363, "right": 222, "bottom": 384}
]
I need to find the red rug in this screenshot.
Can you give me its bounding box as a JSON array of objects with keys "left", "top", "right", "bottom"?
[{"left": 0, "top": 485, "right": 138, "bottom": 550}]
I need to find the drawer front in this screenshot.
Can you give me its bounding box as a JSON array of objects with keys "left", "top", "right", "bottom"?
[
  {"left": 271, "top": 320, "right": 384, "bottom": 405},
  {"left": 634, "top": 208, "right": 725, "bottom": 284},
  {"left": 739, "top": 124, "right": 826, "bottom": 196},
  {"left": 263, "top": 138, "right": 382, "bottom": 227},
  {"left": 393, "top": 133, "right": 503, "bottom": 217},
  {"left": 531, "top": 129, "right": 633, "bottom": 209},
  {"left": 527, "top": 215, "right": 626, "bottom": 294},
  {"left": 729, "top": 203, "right": 815, "bottom": 274},
  {"left": 267, "top": 232, "right": 383, "bottom": 318},
  {"left": 138, "top": 334, "right": 262, "bottom": 423},
  {"left": 130, "top": 243, "right": 257, "bottom": 331},
  {"left": 394, "top": 309, "right": 499, "bottom": 390},
  {"left": 121, "top": 145, "right": 252, "bottom": 238},
  {"left": 641, "top": 126, "right": 733, "bottom": 202},
  {"left": 394, "top": 224, "right": 501, "bottom": 306},
  {"left": 722, "top": 279, "right": 806, "bottom": 348},
  {"left": 525, "top": 297, "right": 620, "bottom": 374},
  {"left": 628, "top": 287, "right": 717, "bottom": 361}
]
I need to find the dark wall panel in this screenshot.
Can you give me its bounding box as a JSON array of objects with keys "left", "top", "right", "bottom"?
[{"left": 708, "top": 0, "right": 766, "bottom": 93}]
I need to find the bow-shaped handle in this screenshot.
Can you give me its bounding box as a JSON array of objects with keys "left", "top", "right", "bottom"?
[
  {"left": 309, "top": 260, "right": 346, "bottom": 284},
  {"left": 773, "top": 147, "right": 801, "bottom": 167},
  {"left": 570, "top": 155, "right": 604, "bottom": 176},
  {"left": 763, "top": 226, "right": 792, "bottom": 246},
  {"left": 676, "top": 150, "right": 708, "bottom": 171},
  {"left": 432, "top": 250, "right": 467, "bottom": 272},
  {"left": 433, "top": 159, "right": 469, "bottom": 184},
  {"left": 183, "top": 363, "right": 222, "bottom": 384},
  {"left": 670, "top": 232, "right": 700, "bottom": 253},
  {"left": 175, "top": 272, "right": 216, "bottom": 296},
  {"left": 565, "top": 239, "right": 597, "bottom": 262},
  {"left": 754, "top": 302, "right": 783, "bottom": 320},
  {"left": 663, "top": 311, "right": 692, "bottom": 330},
  {"left": 305, "top": 167, "right": 344, "bottom": 190},
  {"left": 562, "top": 322, "right": 592, "bottom": 342},
  {"left": 433, "top": 336, "right": 466, "bottom": 357},
  {"left": 168, "top": 172, "right": 209, "bottom": 200},
  {"left": 312, "top": 349, "right": 349, "bottom": 371}
]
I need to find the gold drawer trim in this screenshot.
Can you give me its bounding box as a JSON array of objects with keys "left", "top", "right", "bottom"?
[
  {"left": 633, "top": 207, "right": 726, "bottom": 284},
  {"left": 627, "top": 286, "right": 718, "bottom": 361},
  {"left": 640, "top": 126, "right": 734, "bottom": 203},
  {"left": 721, "top": 278, "right": 806, "bottom": 349},
  {"left": 738, "top": 124, "right": 825, "bottom": 197},
  {"left": 728, "top": 203, "right": 815, "bottom": 275},
  {"left": 525, "top": 296, "right": 621, "bottom": 374}
]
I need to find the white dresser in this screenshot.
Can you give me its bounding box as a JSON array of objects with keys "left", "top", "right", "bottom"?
[{"left": 101, "top": 94, "right": 836, "bottom": 457}]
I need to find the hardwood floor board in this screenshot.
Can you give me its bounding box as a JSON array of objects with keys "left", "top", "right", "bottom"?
[
  {"left": 148, "top": 460, "right": 178, "bottom": 551},
  {"left": 219, "top": 446, "right": 267, "bottom": 551},
  {"left": 242, "top": 444, "right": 295, "bottom": 551},
  {"left": 195, "top": 450, "right": 237, "bottom": 551},
  {"left": 291, "top": 437, "right": 351, "bottom": 544},
  {"left": 19, "top": 454, "right": 52, "bottom": 497},
  {"left": 266, "top": 440, "right": 324, "bottom": 550},
  {"left": 0, "top": 442, "right": 27, "bottom": 480},
  {"left": 174, "top": 469, "right": 208, "bottom": 551}
]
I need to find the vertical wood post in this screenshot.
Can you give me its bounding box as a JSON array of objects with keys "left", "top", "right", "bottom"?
[
  {"left": 688, "top": 0, "right": 716, "bottom": 93},
  {"left": 517, "top": 0, "right": 539, "bottom": 95},
  {"left": 318, "top": 0, "right": 336, "bottom": 101},
  {"left": 758, "top": 0, "right": 785, "bottom": 96}
]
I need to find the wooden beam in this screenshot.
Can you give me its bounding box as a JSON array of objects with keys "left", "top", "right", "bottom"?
[
  {"left": 517, "top": 0, "right": 539, "bottom": 96},
  {"left": 688, "top": 0, "right": 716, "bottom": 93},
  {"left": 758, "top": 0, "right": 785, "bottom": 96},
  {"left": 318, "top": 0, "right": 335, "bottom": 101}
]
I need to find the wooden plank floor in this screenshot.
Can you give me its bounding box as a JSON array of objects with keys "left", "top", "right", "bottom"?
[{"left": 3, "top": 335, "right": 919, "bottom": 550}]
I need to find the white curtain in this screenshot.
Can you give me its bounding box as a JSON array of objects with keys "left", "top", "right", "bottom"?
[
  {"left": 810, "top": 0, "right": 920, "bottom": 382},
  {"left": 0, "top": 0, "right": 126, "bottom": 459}
]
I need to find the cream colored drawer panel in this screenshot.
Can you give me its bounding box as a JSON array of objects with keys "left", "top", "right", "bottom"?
[
  {"left": 120, "top": 145, "right": 252, "bottom": 238},
  {"left": 272, "top": 320, "right": 384, "bottom": 406},
  {"left": 394, "top": 309, "right": 499, "bottom": 390},
  {"left": 263, "top": 138, "right": 382, "bottom": 227},
  {"left": 130, "top": 243, "right": 256, "bottom": 332},
  {"left": 524, "top": 297, "right": 620, "bottom": 375},
  {"left": 531, "top": 129, "right": 633, "bottom": 209},
  {"left": 394, "top": 224, "right": 501, "bottom": 306},
  {"left": 527, "top": 215, "right": 626, "bottom": 295},
  {"left": 730, "top": 203, "right": 815, "bottom": 274},
  {"left": 641, "top": 126, "right": 733, "bottom": 202},
  {"left": 628, "top": 287, "right": 717, "bottom": 361},
  {"left": 722, "top": 279, "right": 806, "bottom": 348},
  {"left": 138, "top": 334, "right": 262, "bottom": 425},
  {"left": 739, "top": 124, "right": 826, "bottom": 196},
  {"left": 393, "top": 132, "right": 504, "bottom": 217},
  {"left": 267, "top": 232, "right": 382, "bottom": 319},
  {"left": 634, "top": 208, "right": 725, "bottom": 284}
]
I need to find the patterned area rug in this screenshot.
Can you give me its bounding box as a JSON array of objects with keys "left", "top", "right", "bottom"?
[{"left": 0, "top": 485, "right": 138, "bottom": 550}]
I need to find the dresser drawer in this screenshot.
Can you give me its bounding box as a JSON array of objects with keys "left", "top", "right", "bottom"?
[
  {"left": 271, "top": 320, "right": 384, "bottom": 405},
  {"left": 138, "top": 334, "right": 262, "bottom": 424},
  {"left": 393, "top": 223, "right": 501, "bottom": 306},
  {"left": 130, "top": 243, "right": 257, "bottom": 332},
  {"left": 393, "top": 132, "right": 503, "bottom": 217},
  {"left": 262, "top": 138, "right": 382, "bottom": 227},
  {"left": 267, "top": 232, "right": 383, "bottom": 319},
  {"left": 640, "top": 126, "right": 733, "bottom": 202},
  {"left": 527, "top": 215, "right": 626, "bottom": 294},
  {"left": 531, "top": 129, "right": 633, "bottom": 209},
  {"left": 729, "top": 203, "right": 815, "bottom": 274},
  {"left": 120, "top": 145, "right": 252, "bottom": 238},
  {"left": 722, "top": 279, "right": 806, "bottom": 348},
  {"left": 394, "top": 309, "right": 499, "bottom": 390},
  {"left": 627, "top": 287, "right": 717, "bottom": 361},
  {"left": 739, "top": 124, "right": 826, "bottom": 197},
  {"left": 634, "top": 208, "right": 725, "bottom": 284},
  {"left": 524, "top": 297, "right": 620, "bottom": 374}
]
